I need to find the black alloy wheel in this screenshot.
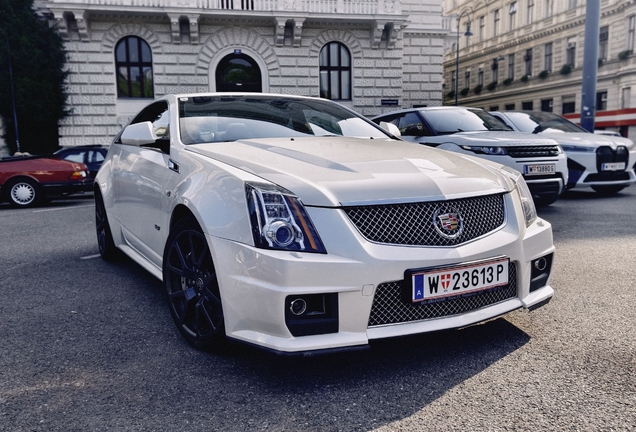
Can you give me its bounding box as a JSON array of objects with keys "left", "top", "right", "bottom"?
[
  {"left": 95, "top": 190, "right": 119, "bottom": 261},
  {"left": 7, "top": 178, "right": 41, "bottom": 208},
  {"left": 163, "top": 217, "right": 225, "bottom": 350}
]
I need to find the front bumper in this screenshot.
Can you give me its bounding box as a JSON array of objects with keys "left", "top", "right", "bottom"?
[
  {"left": 566, "top": 148, "right": 636, "bottom": 189},
  {"left": 208, "top": 192, "right": 555, "bottom": 354}
]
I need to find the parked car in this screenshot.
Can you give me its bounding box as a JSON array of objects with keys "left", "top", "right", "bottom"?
[
  {"left": 371, "top": 106, "right": 568, "bottom": 206},
  {"left": 52, "top": 145, "right": 109, "bottom": 179},
  {"left": 490, "top": 111, "right": 636, "bottom": 194},
  {"left": 95, "top": 93, "right": 555, "bottom": 354},
  {"left": 594, "top": 130, "right": 622, "bottom": 137},
  {"left": 0, "top": 154, "right": 92, "bottom": 207}
]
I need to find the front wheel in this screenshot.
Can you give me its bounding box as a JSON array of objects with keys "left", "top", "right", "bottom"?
[
  {"left": 95, "top": 190, "right": 119, "bottom": 261},
  {"left": 163, "top": 217, "right": 225, "bottom": 351},
  {"left": 591, "top": 185, "right": 627, "bottom": 195},
  {"left": 7, "top": 178, "right": 41, "bottom": 208}
]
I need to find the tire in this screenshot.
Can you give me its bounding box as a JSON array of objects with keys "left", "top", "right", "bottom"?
[
  {"left": 6, "top": 178, "right": 41, "bottom": 208},
  {"left": 95, "top": 190, "right": 119, "bottom": 261},
  {"left": 163, "top": 217, "right": 225, "bottom": 351},
  {"left": 591, "top": 185, "right": 627, "bottom": 195}
]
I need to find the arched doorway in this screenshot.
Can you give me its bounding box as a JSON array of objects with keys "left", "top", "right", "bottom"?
[{"left": 215, "top": 53, "right": 262, "bottom": 92}]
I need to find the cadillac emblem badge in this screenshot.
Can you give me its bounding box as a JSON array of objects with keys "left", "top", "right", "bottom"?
[{"left": 433, "top": 207, "right": 464, "bottom": 239}]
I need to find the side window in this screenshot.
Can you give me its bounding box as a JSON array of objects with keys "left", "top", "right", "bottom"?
[
  {"left": 89, "top": 150, "right": 105, "bottom": 163},
  {"left": 61, "top": 151, "right": 84, "bottom": 163},
  {"left": 319, "top": 42, "right": 352, "bottom": 101},
  {"left": 115, "top": 36, "right": 154, "bottom": 98},
  {"left": 130, "top": 101, "right": 170, "bottom": 138},
  {"left": 397, "top": 112, "right": 427, "bottom": 137}
]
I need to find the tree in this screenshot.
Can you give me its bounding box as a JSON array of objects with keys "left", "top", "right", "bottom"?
[{"left": 0, "top": 0, "right": 69, "bottom": 155}]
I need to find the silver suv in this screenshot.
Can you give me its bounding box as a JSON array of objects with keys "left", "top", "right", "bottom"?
[{"left": 372, "top": 106, "right": 568, "bottom": 206}]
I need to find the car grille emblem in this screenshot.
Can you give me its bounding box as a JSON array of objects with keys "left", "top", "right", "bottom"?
[{"left": 433, "top": 207, "right": 464, "bottom": 239}]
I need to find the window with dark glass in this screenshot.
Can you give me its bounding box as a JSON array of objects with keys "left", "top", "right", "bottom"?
[
  {"left": 505, "top": 103, "right": 515, "bottom": 110},
  {"left": 115, "top": 36, "right": 154, "bottom": 98},
  {"left": 465, "top": 70, "right": 471, "bottom": 89},
  {"left": 562, "top": 96, "right": 576, "bottom": 114},
  {"left": 544, "top": 42, "right": 552, "bottom": 72},
  {"left": 525, "top": 48, "right": 533, "bottom": 75},
  {"left": 541, "top": 98, "right": 553, "bottom": 112},
  {"left": 508, "top": 54, "right": 515, "bottom": 79},
  {"left": 566, "top": 37, "right": 576, "bottom": 67},
  {"left": 319, "top": 42, "right": 351, "bottom": 101},
  {"left": 596, "top": 91, "right": 607, "bottom": 111},
  {"left": 522, "top": 101, "right": 533, "bottom": 110},
  {"left": 491, "top": 58, "right": 499, "bottom": 82},
  {"left": 599, "top": 26, "right": 608, "bottom": 62},
  {"left": 493, "top": 9, "right": 500, "bottom": 36}
]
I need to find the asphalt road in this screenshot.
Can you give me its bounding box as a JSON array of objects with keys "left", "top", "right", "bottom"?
[{"left": 0, "top": 189, "right": 634, "bottom": 431}]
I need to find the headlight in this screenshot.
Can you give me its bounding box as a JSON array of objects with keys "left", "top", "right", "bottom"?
[
  {"left": 246, "top": 182, "right": 326, "bottom": 253},
  {"left": 461, "top": 146, "right": 508, "bottom": 155},
  {"left": 501, "top": 167, "right": 537, "bottom": 227},
  {"left": 559, "top": 145, "right": 594, "bottom": 153}
]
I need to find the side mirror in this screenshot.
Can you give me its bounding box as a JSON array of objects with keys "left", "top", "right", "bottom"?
[
  {"left": 121, "top": 122, "right": 158, "bottom": 146},
  {"left": 380, "top": 121, "right": 401, "bottom": 137}
]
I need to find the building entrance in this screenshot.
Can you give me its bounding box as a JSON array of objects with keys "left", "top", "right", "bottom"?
[{"left": 215, "top": 53, "right": 262, "bottom": 93}]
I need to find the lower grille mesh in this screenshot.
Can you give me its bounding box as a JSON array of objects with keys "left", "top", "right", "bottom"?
[{"left": 368, "top": 263, "right": 518, "bottom": 327}]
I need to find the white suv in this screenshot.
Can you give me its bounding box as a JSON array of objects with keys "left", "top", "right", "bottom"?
[
  {"left": 372, "top": 106, "right": 568, "bottom": 206},
  {"left": 490, "top": 111, "right": 636, "bottom": 194}
]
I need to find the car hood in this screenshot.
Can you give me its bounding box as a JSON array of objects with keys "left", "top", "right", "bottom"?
[
  {"left": 187, "top": 137, "right": 510, "bottom": 207},
  {"left": 535, "top": 132, "right": 635, "bottom": 150},
  {"left": 423, "top": 131, "right": 558, "bottom": 146}
]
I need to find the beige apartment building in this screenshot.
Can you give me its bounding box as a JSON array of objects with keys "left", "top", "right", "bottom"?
[
  {"left": 16, "top": 0, "right": 451, "bottom": 148},
  {"left": 443, "top": 0, "right": 636, "bottom": 137}
]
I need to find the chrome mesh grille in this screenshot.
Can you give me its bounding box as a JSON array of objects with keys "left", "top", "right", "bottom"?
[
  {"left": 343, "top": 193, "right": 505, "bottom": 246},
  {"left": 506, "top": 145, "right": 560, "bottom": 158},
  {"left": 368, "top": 263, "right": 518, "bottom": 327}
]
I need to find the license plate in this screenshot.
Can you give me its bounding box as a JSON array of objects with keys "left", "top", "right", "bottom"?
[
  {"left": 601, "top": 162, "right": 625, "bottom": 171},
  {"left": 410, "top": 257, "right": 509, "bottom": 302},
  {"left": 524, "top": 164, "right": 556, "bottom": 175}
]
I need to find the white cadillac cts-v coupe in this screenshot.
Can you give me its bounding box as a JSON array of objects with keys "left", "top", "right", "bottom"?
[{"left": 95, "top": 93, "right": 555, "bottom": 355}]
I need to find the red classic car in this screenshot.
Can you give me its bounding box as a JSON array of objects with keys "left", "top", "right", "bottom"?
[{"left": 0, "top": 155, "right": 92, "bottom": 208}]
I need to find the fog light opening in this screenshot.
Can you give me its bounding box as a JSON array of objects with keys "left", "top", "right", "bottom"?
[
  {"left": 289, "top": 298, "right": 307, "bottom": 316},
  {"left": 534, "top": 257, "right": 547, "bottom": 271}
]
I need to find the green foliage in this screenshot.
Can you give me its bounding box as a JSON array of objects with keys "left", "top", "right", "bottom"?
[
  {"left": 446, "top": 90, "right": 455, "bottom": 99},
  {"left": 486, "top": 81, "right": 497, "bottom": 91},
  {"left": 618, "top": 50, "right": 632, "bottom": 61},
  {"left": 520, "top": 74, "right": 529, "bottom": 82},
  {"left": 473, "top": 84, "right": 483, "bottom": 94},
  {"left": 459, "top": 87, "right": 469, "bottom": 96},
  {"left": 0, "top": 0, "right": 69, "bottom": 154},
  {"left": 503, "top": 78, "right": 513, "bottom": 85},
  {"left": 539, "top": 70, "right": 550, "bottom": 79},
  {"left": 559, "top": 64, "right": 572, "bottom": 75}
]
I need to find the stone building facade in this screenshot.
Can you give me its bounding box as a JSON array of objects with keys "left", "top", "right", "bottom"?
[
  {"left": 27, "top": 0, "right": 449, "bottom": 148},
  {"left": 442, "top": 0, "right": 636, "bottom": 137}
]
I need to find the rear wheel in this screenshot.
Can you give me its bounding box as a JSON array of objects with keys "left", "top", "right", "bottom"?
[
  {"left": 163, "top": 217, "right": 225, "bottom": 350},
  {"left": 7, "top": 178, "right": 41, "bottom": 208},
  {"left": 95, "top": 190, "right": 119, "bottom": 261},
  {"left": 591, "top": 185, "right": 627, "bottom": 195}
]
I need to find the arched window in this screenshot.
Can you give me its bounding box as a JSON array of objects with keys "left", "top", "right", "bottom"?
[
  {"left": 215, "top": 53, "right": 262, "bottom": 93},
  {"left": 115, "top": 36, "right": 154, "bottom": 98},
  {"left": 319, "top": 42, "right": 351, "bottom": 101}
]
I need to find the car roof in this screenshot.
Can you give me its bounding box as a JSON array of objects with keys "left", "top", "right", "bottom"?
[{"left": 372, "top": 106, "right": 485, "bottom": 118}]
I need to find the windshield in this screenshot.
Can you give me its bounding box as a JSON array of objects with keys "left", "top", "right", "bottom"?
[
  {"left": 503, "top": 112, "right": 587, "bottom": 134},
  {"left": 422, "top": 108, "right": 512, "bottom": 135},
  {"left": 178, "top": 96, "right": 389, "bottom": 144}
]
